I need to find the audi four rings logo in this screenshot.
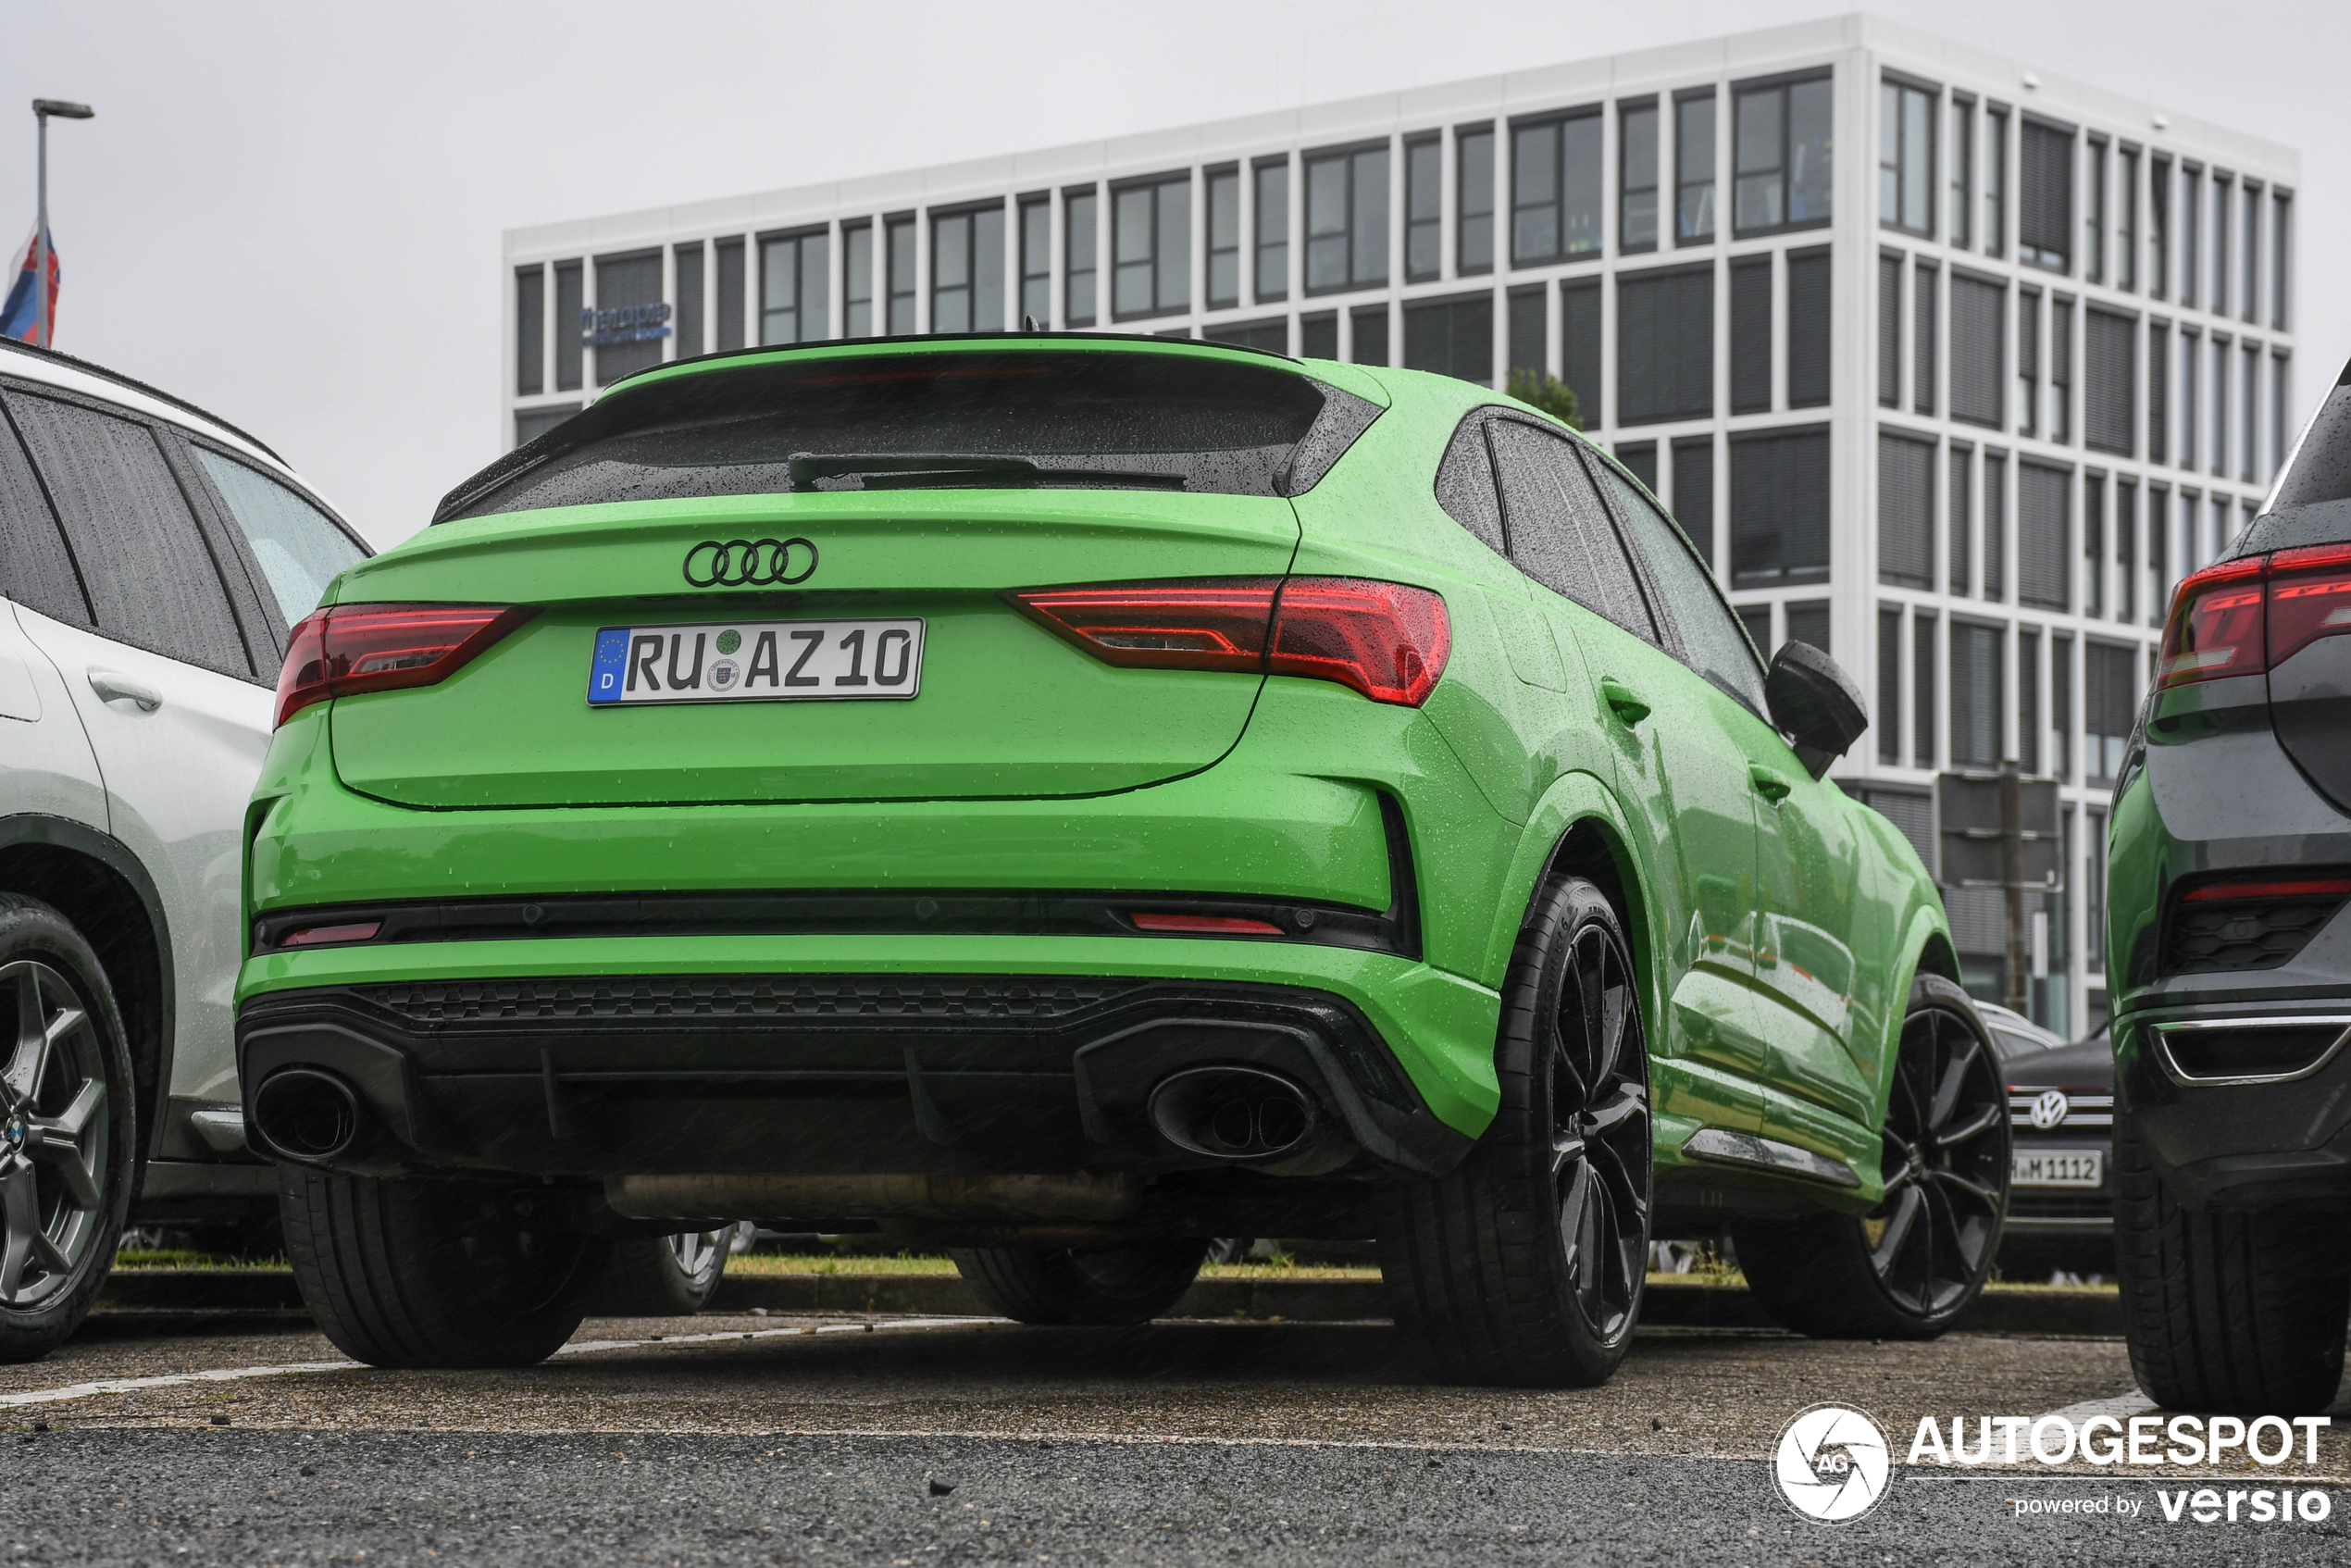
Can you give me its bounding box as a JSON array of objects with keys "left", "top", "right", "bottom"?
[{"left": 682, "top": 537, "right": 819, "bottom": 587}]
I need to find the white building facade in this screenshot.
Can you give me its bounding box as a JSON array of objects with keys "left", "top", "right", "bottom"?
[{"left": 504, "top": 14, "right": 2300, "bottom": 1038}]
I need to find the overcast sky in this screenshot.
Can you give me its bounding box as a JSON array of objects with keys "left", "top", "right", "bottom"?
[{"left": 6, "top": 2, "right": 2346, "bottom": 546}]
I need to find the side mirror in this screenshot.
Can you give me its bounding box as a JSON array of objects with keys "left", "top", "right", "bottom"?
[{"left": 1766, "top": 641, "right": 1868, "bottom": 780}]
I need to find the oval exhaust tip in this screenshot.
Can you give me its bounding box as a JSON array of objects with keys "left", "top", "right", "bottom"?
[
  {"left": 251, "top": 1069, "right": 362, "bottom": 1162},
  {"left": 1147, "top": 1065, "right": 1317, "bottom": 1160}
]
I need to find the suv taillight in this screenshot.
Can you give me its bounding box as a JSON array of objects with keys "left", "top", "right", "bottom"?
[
  {"left": 1008, "top": 577, "right": 1449, "bottom": 706},
  {"left": 275, "top": 604, "right": 534, "bottom": 727},
  {"left": 2158, "top": 544, "right": 2351, "bottom": 691}
]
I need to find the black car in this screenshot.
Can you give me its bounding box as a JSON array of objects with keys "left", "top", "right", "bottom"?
[
  {"left": 2109, "top": 355, "right": 2351, "bottom": 1415},
  {"left": 2002, "top": 1027, "right": 2114, "bottom": 1261}
]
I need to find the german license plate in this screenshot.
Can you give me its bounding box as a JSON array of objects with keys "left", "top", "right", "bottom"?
[
  {"left": 587, "top": 618, "right": 925, "bottom": 705},
  {"left": 2013, "top": 1149, "right": 2103, "bottom": 1188}
]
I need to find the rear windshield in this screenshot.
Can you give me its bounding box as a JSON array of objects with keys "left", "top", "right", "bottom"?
[{"left": 438, "top": 350, "right": 1376, "bottom": 520}]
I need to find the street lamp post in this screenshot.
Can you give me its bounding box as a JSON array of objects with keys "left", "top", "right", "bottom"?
[{"left": 31, "top": 98, "right": 93, "bottom": 350}]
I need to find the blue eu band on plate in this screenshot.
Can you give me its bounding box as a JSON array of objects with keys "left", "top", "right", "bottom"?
[{"left": 587, "top": 617, "right": 926, "bottom": 705}]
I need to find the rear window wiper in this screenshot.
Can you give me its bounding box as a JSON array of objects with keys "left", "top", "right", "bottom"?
[{"left": 786, "top": 453, "right": 1188, "bottom": 492}]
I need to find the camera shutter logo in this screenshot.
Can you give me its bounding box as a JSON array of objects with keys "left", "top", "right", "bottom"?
[
  {"left": 682, "top": 538, "right": 818, "bottom": 588},
  {"left": 2030, "top": 1090, "right": 2071, "bottom": 1130},
  {"left": 1773, "top": 1403, "right": 1893, "bottom": 1524}
]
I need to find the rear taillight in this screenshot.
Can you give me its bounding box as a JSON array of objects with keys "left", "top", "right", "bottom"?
[
  {"left": 275, "top": 603, "right": 535, "bottom": 727},
  {"left": 1008, "top": 577, "right": 1449, "bottom": 707},
  {"left": 2158, "top": 544, "right": 2351, "bottom": 691}
]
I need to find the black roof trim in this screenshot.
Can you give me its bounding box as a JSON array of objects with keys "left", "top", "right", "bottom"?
[{"left": 0, "top": 336, "right": 287, "bottom": 465}]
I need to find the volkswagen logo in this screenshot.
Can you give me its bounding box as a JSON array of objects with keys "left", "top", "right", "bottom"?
[
  {"left": 682, "top": 537, "right": 818, "bottom": 588},
  {"left": 2030, "top": 1089, "right": 2071, "bottom": 1129}
]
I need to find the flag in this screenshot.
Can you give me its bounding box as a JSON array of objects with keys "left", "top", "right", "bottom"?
[{"left": 1, "top": 227, "right": 61, "bottom": 345}]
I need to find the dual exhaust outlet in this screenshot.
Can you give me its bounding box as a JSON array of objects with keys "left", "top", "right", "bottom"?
[{"left": 249, "top": 1061, "right": 1325, "bottom": 1170}]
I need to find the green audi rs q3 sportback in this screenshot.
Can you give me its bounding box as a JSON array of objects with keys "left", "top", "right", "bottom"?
[{"left": 235, "top": 336, "right": 2003, "bottom": 1383}]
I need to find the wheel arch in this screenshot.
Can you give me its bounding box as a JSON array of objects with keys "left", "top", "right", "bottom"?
[
  {"left": 0, "top": 814, "right": 174, "bottom": 1172},
  {"left": 1487, "top": 771, "right": 1666, "bottom": 1055}
]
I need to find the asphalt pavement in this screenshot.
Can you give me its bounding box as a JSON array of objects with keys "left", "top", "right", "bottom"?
[{"left": 6, "top": 1313, "right": 2347, "bottom": 1564}]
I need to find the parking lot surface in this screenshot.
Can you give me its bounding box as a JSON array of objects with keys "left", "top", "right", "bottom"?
[{"left": 6, "top": 1311, "right": 2347, "bottom": 1563}]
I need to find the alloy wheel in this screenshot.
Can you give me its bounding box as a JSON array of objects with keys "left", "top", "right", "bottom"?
[
  {"left": 665, "top": 1227, "right": 729, "bottom": 1292},
  {"left": 1864, "top": 1002, "right": 2007, "bottom": 1315},
  {"left": 1548, "top": 920, "right": 1651, "bottom": 1339},
  {"left": 0, "top": 959, "right": 112, "bottom": 1308}
]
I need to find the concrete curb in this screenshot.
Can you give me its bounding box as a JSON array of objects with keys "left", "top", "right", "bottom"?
[{"left": 95, "top": 1268, "right": 2125, "bottom": 1336}]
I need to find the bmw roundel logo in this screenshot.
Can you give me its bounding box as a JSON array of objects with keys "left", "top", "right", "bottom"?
[{"left": 682, "top": 537, "right": 818, "bottom": 588}]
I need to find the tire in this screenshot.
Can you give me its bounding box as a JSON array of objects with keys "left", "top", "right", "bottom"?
[
  {"left": 1734, "top": 973, "right": 2009, "bottom": 1339},
  {"left": 2115, "top": 1110, "right": 2349, "bottom": 1415},
  {"left": 279, "top": 1168, "right": 601, "bottom": 1368},
  {"left": 950, "top": 1240, "right": 1208, "bottom": 1325},
  {"left": 592, "top": 1227, "right": 732, "bottom": 1316},
  {"left": 1375, "top": 877, "right": 1653, "bottom": 1388},
  {"left": 0, "top": 895, "right": 139, "bottom": 1364}
]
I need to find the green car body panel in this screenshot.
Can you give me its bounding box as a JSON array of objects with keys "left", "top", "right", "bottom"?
[{"left": 238, "top": 336, "right": 1952, "bottom": 1218}]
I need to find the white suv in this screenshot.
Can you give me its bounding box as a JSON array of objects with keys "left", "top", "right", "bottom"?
[{"left": 0, "top": 339, "right": 367, "bottom": 1359}]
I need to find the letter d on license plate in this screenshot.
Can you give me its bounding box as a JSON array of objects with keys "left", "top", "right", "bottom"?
[{"left": 587, "top": 617, "right": 925, "bottom": 705}]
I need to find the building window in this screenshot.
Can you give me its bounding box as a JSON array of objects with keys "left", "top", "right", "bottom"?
[
  {"left": 1401, "top": 291, "right": 1492, "bottom": 385},
  {"left": 1017, "top": 198, "right": 1049, "bottom": 328},
  {"left": 1064, "top": 187, "right": 1098, "bottom": 327},
  {"left": 1457, "top": 126, "right": 1494, "bottom": 274},
  {"left": 1950, "top": 95, "right": 1974, "bottom": 248},
  {"left": 1201, "top": 317, "right": 1287, "bottom": 354},
  {"left": 1915, "top": 260, "right": 1939, "bottom": 415},
  {"left": 2211, "top": 335, "right": 2229, "bottom": 476},
  {"left": 1949, "top": 442, "right": 1974, "bottom": 596},
  {"left": 2181, "top": 165, "right": 2201, "bottom": 309},
  {"left": 1254, "top": 158, "right": 1289, "bottom": 304},
  {"left": 2084, "top": 471, "right": 2106, "bottom": 617},
  {"left": 1620, "top": 98, "right": 1660, "bottom": 253},
  {"left": 1305, "top": 142, "right": 1390, "bottom": 293},
  {"left": 1404, "top": 134, "right": 1442, "bottom": 281},
  {"left": 1878, "top": 428, "right": 1935, "bottom": 589},
  {"left": 2180, "top": 328, "right": 2199, "bottom": 470},
  {"left": 1730, "top": 255, "right": 1772, "bottom": 415},
  {"left": 1350, "top": 302, "right": 1390, "bottom": 367},
  {"left": 1300, "top": 310, "right": 1337, "bottom": 360},
  {"left": 1913, "top": 611, "right": 1938, "bottom": 768},
  {"left": 2051, "top": 296, "right": 2073, "bottom": 444},
  {"left": 1788, "top": 246, "right": 1832, "bottom": 409},
  {"left": 2117, "top": 479, "right": 2138, "bottom": 624},
  {"left": 2272, "top": 191, "right": 2292, "bottom": 330},
  {"left": 929, "top": 205, "right": 1001, "bottom": 333},
  {"left": 713, "top": 239, "right": 745, "bottom": 352},
  {"left": 1878, "top": 252, "right": 1903, "bottom": 409},
  {"left": 595, "top": 248, "right": 666, "bottom": 385},
  {"left": 2018, "top": 286, "right": 2041, "bottom": 438},
  {"left": 1730, "top": 425, "right": 1832, "bottom": 588},
  {"left": 674, "top": 242, "right": 704, "bottom": 358},
  {"left": 2148, "top": 321, "right": 2170, "bottom": 464},
  {"left": 1512, "top": 109, "right": 1603, "bottom": 264},
  {"left": 1675, "top": 91, "right": 1716, "bottom": 244},
  {"left": 1740, "top": 604, "right": 1774, "bottom": 657},
  {"left": 2018, "top": 628, "right": 2041, "bottom": 773},
  {"left": 2148, "top": 483, "right": 2170, "bottom": 622},
  {"left": 1880, "top": 76, "right": 1935, "bottom": 235},
  {"left": 2148, "top": 155, "right": 2171, "bottom": 299},
  {"left": 841, "top": 223, "right": 872, "bottom": 338},
  {"left": 2051, "top": 633, "right": 2073, "bottom": 781},
  {"left": 1674, "top": 435, "right": 1716, "bottom": 571},
  {"left": 1617, "top": 265, "right": 1712, "bottom": 424},
  {"left": 1561, "top": 277, "right": 1601, "bottom": 425},
  {"left": 1616, "top": 440, "right": 1658, "bottom": 492},
  {"left": 760, "top": 230, "right": 829, "bottom": 346},
  {"left": 2274, "top": 351, "right": 2293, "bottom": 479},
  {"left": 2087, "top": 807, "right": 2108, "bottom": 975},
  {"left": 1734, "top": 72, "right": 1834, "bottom": 237},
  {"left": 886, "top": 215, "right": 916, "bottom": 334},
  {"left": 1506, "top": 285, "right": 1545, "bottom": 381},
  {"left": 2117, "top": 144, "right": 2139, "bottom": 292},
  {"left": 1878, "top": 606, "right": 1904, "bottom": 764},
  {"left": 2020, "top": 459, "right": 2072, "bottom": 611},
  {"left": 2213, "top": 493, "right": 2232, "bottom": 560},
  {"left": 2243, "top": 342, "right": 2262, "bottom": 481},
  {"left": 2087, "top": 642, "right": 2137, "bottom": 783},
  {"left": 2084, "top": 306, "right": 2135, "bottom": 456},
  {"left": 1205, "top": 165, "right": 1241, "bottom": 310},
  {"left": 2181, "top": 487, "right": 2201, "bottom": 575},
  {"left": 552, "top": 259, "right": 583, "bottom": 392},
  {"left": 2242, "top": 180, "right": 2261, "bottom": 323},
  {"left": 2212, "top": 175, "right": 2232, "bottom": 320},
  {"left": 1113, "top": 173, "right": 1190, "bottom": 320},
  {"left": 516, "top": 266, "right": 544, "bottom": 396},
  {"left": 1984, "top": 449, "right": 2008, "bottom": 601},
  {"left": 1951, "top": 621, "right": 2004, "bottom": 769},
  {"left": 1984, "top": 106, "right": 2009, "bottom": 257},
  {"left": 1786, "top": 599, "right": 1829, "bottom": 655},
  {"left": 2019, "top": 118, "right": 2073, "bottom": 273},
  {"left": 1950, "top": 270, "right": 2005, "bottom": 429},
  {"left": 2084, "top": 136, "right": 2108, "bottom": 284}
]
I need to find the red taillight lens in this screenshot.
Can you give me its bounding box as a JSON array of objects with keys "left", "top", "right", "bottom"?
[
  {"left": 274, "top": 603, "right": 534, "bottom": 727},
  {"left": 277, "top": 920, "right": 383, "bottom": 948},
  {"left": 2265, "top": 543, "right": 2351, "bottom": 671},
  {"left": 2181, "top": 877, "right": 2351, "bottom": 903},
  {"left": 2158, "top": 557, "right": 2267, "bottom": 688},
  {"left": 1128, "top": 912, "right": 1284, "bottom": 936},
  {"left": 1009, "top": 577, "right": 1449, "bottom": 707}
]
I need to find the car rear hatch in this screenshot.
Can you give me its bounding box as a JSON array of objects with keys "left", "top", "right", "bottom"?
[{"left": 320, "top": 344, "right": 1381, "bottom": 808}]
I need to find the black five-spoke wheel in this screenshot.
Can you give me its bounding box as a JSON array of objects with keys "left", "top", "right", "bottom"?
[
  {"left": 1866, "top": 995, "right": 2008, "bottom": 1317},
  {"left": 1550, "top": 917, "right": 1652, "bottom": 1343},
  {"left": 1, "top": 957, "right": 114, "bottom": 1310}
]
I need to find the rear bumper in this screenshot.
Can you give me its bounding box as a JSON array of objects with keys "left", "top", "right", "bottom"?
[
  {"left": 235, "top": 964, "right": 1481, "bottom": 1184},
  {"left": 2118, "top": 994, "right": 2351, "bottom": 1210}
]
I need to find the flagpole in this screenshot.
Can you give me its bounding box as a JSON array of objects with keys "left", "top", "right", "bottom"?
[{"left": 29, "top": 99, "right": 93, "bottom": 350}]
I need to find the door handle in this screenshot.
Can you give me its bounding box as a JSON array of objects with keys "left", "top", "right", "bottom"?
[
  {"left": 1598, "top": 677, "right": 1650, "bottom": 727},
  {"left": 87, "top": 669, "right": 162, "bottom": 712},
  {"left": 1748, "top": 763, "right": 1793, "bottom": 803}
]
